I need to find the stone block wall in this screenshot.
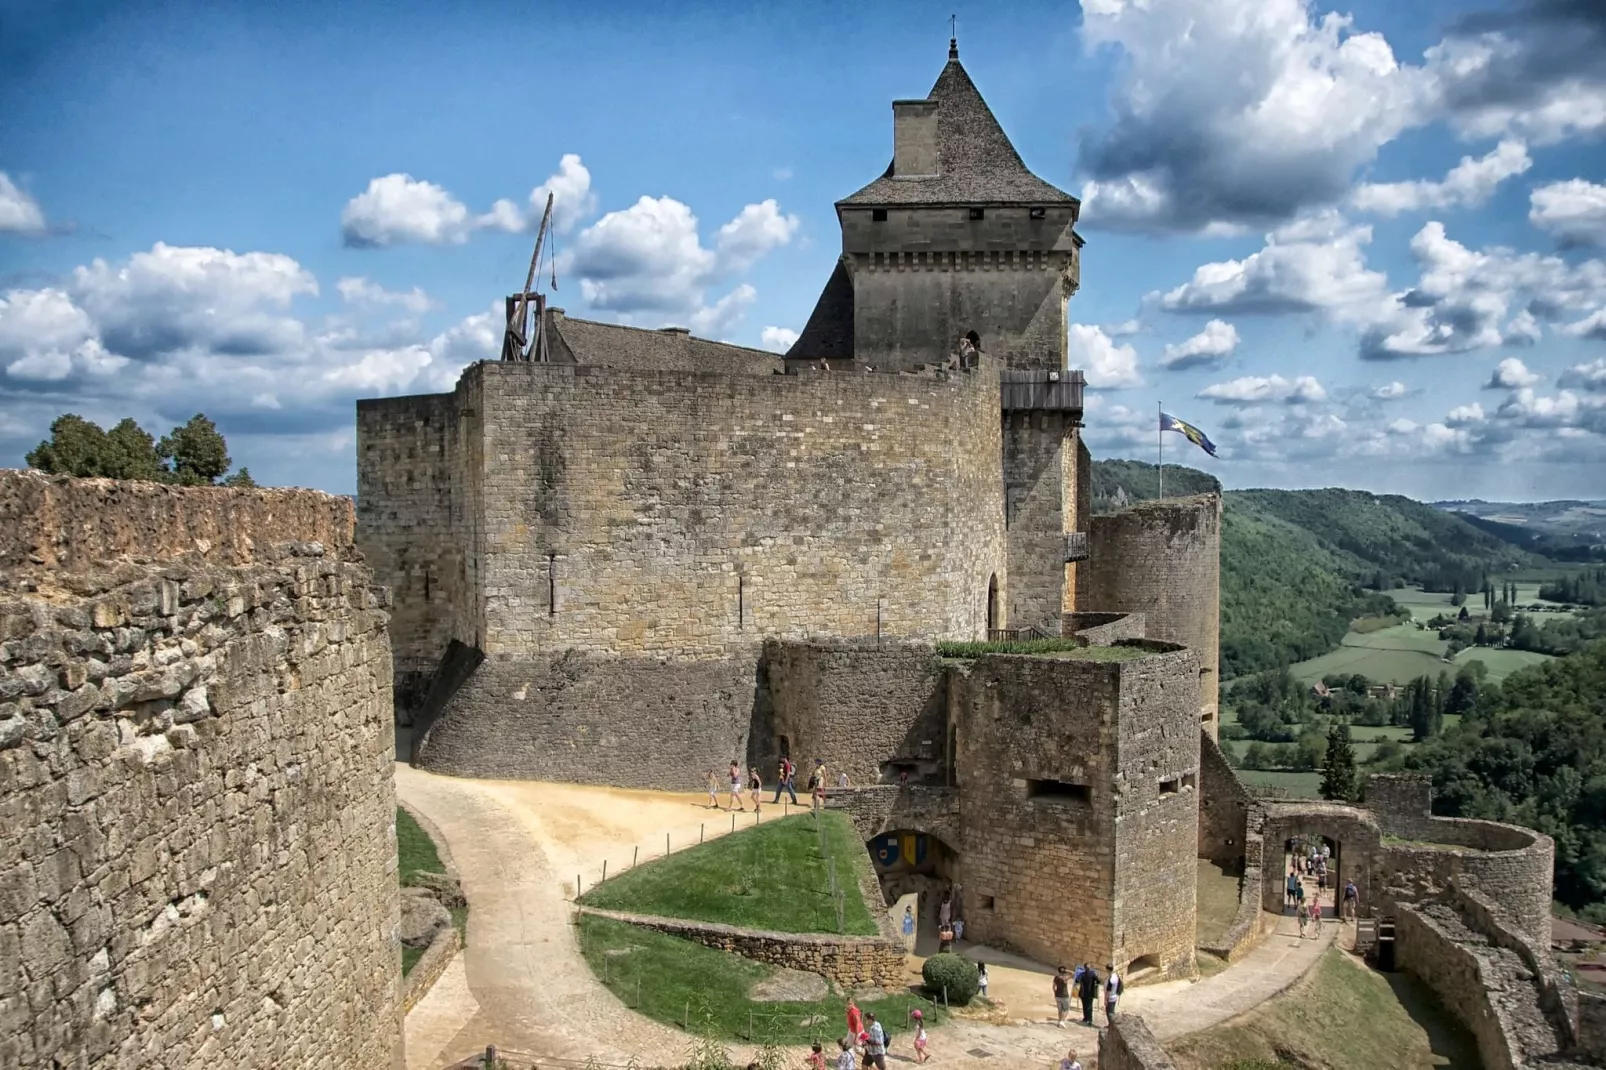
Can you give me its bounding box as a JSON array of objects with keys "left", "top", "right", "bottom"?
[
  {"left": 1394, "top": 902, "right": 1530, "bottom": 1070},
  {"left": 1111, "top": 647, "right": 1201, "bottom": 979},
  {"left": 468, "top": 359, "right": 1007, "bottom": 658},
  {"left": 1062, "top": 611, "right": 1146, "bottom": 646},
  {"left": 355, "top": 391, "right": 475, "bottom": 717},
  {"left": 400, "top": 925, "right": 460, "bottom": 1015},
  {"left": 1002, "top": 411, "right": 1075, "bottom": 631},
  {"left": 0, "top": 477, "right": 401, "bottom": 1070},
  {"left": 416, "top": 651, "right": 759, "bottom": 789},
  {"left": 1098, "top": 1015, "right": 1178, "bottom": 1070},
  {"left": 1577, "top": 991, "right": 1606, "bottom": 1064},
  {"left": 1076, "top": 495, "right": 1221, "bottom": 734},
  {"left": 1198, "top": 731, "right": 1250, "bottom": 866},
  {"left": 581, "top": 908, "right": 907, "bottom": 988},
  {"left": 761, "top": 640, "right": 948, "bottom": 788},
  {"left": 829, "top": 785, "right": 963, "bottom": 848}
]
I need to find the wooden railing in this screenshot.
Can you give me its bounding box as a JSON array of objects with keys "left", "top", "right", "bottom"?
[{"left": 986, "top": 625, "right": 1056, "bottom": 643}]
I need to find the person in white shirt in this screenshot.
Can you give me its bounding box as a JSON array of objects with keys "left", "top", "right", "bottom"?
[
  {"left": 836, "top": 1037, "right": 856, "bottom": 1070},
  {"left": 1103, "top": 963, "right": 1122, "bottom": 1024}
]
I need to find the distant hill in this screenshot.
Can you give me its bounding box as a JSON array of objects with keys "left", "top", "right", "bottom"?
[
  {"left": 1090, "top": 460, "right": 1550, "bottom": 678},
  {"left": 1431, "top": 499, "right": 1606, "bottom": 562}
]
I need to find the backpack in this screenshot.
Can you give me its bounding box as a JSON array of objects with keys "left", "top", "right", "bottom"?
[{"left": 881, "top": 1024, "right": 892, "bottom": 1049}]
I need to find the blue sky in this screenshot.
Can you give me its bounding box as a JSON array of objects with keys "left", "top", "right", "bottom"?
[{"left": 2, "top": 0, "right": 1605, "bottom": 500}]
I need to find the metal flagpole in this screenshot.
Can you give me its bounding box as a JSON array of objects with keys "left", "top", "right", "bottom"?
[{"left": 1158, "top": 401, "right": 1164, "bottom": 500}]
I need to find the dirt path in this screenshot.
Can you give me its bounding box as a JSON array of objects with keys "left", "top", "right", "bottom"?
[{"left": 397, "top": 764, "right": 1341, "bottom": 1070}]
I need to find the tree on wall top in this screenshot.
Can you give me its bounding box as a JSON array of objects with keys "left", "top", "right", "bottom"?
[{"left": 26, "top": 412, "right": 256, "bottom": 487}]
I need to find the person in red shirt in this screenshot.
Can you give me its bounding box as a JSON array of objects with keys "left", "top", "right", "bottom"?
[{"left": 846, "top": 998, "right": 863, "bottom": 1041}]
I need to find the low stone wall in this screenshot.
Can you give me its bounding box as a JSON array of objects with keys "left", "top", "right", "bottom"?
[
  {"left": 1376, "top": 825, "right": 1554, "bottom": 948},
  {"left": 0, "top": 469, "right": 355, "bottom": 571},
  {"left": 1577, "top": 991, "right": 1606, "bottom": 1064},
  {"left": 1098, "top": 1015, "right": 1178, "bottom": 1070},
  {"left": 1395, "top": 902, "right": 1529, "bottom": 1070},
  {"left": 1061, "top": 611, "right": 1146, "bottom": 645},
  {"left": 400, "top": 925, "right": 461, "bottom": 1015},
  {"left": 579, "top": 907, "right": 906, "bottom": 988}
]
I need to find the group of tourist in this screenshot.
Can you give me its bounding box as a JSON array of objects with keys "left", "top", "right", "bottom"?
[
  {"left": 806, "top": 1000, "right": 929, "bottom": 1070},
  {"left": 1051, "top": 962, "right": 1121, "bottom": 1029},
  {"left": 1284, "top": 837, "right": 1362, "bottom": 939},
  {"left": 706, "top": 757, "right": 852, "bottom": 815}
]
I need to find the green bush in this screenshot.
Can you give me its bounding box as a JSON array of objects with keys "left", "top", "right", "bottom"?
[{"left": 920, "top": 953, "right": 979, "bottom": 1006}]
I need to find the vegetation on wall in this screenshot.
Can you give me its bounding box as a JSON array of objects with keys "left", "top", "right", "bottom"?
[{"left": 26, "top": 412, "right": 256, "bottom": 487}]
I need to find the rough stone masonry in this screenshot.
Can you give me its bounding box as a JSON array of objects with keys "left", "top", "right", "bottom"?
[{"left": 0, "top": 471, "right": 402, "bottom": 1070}]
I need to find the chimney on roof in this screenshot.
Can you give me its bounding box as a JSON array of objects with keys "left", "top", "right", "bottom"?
[
  {"left": 892, "top": 98, "right": 940, "bottom": 178},
  {"left": 659, "top": 326, "right": 690, "bottom": 335}
]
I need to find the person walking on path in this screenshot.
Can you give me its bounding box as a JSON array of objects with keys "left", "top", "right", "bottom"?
[
  {"left": 1286, "top": 869, "right": 1301, "bottom": 910},
  {"left": 1343, "top": 879, "right": 1359, "bottom": 921},
  {"left": 977, "top": 962, "right": 989, "bottom": 1000},
  {"left": 1310, "top": 898, "right": 1323, "bottom": 936},
  {"left": 728, "top": 760, "right": 745, "bottom": 811},
  {"left": 774, "top": 756, "right": 799, "bottom": 805},
  {"left": 863, "top": 1012, "right": 887, "bottom": 1070},
  {"left": 1103, "top": 963, "right": 1122, "bottom": 1025},
  {"left": 1059, "top": 1050, "right": 1082, "bottom": 1070},
  {"left": 1052, "top": 966, "right": 1072, "bottom": 1027},
  {"left": 1297, "top": 899, "right": 1309, "bottom": 938},
  {"left": 835, "top": 1038, "right": 855, "bottom": 1070},
  {"left": 838, "top": 769, "right": 851, "bottom": 789},
  {"left": 807, "top": 1043, "right": 827, "bottom": 1070},
  {"left": 939, "top": 892, "right": 952, "bottom": 929},
  {"left": 810, "top": 761, "right": 827, "bottom": 812},
  {"left": 911, "top": 1009, "right": 929, "bottom": 1064},
  {"left": 847, "top": 998, "right": 863, "bottom": 1044},
  {"left": 1076, "top": 963, "right": 1100, "bottom": 1026},
  {"left": 748, "top": 767, "right": 763, "bottom": 815},
  {"left": 706, "top": 769, "right": 720, "bottom": 809},
  {"left": 952, "top": 916, "right": 965, "bottom": 944}
]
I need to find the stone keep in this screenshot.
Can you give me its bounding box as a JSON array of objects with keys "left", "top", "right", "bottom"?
[
  {"left": 0, "top": 471, "right": 402, "bottom": 1070},
  {"left": 356, "top": 41, "right": 1216, "bottom": 808}
]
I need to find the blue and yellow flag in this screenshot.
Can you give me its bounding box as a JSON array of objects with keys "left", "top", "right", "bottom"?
[{"left": 1160, "top": 412, "right": 1218, "bottom": 457}]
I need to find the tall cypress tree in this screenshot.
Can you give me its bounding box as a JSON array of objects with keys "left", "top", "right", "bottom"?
[{"left": 1320, "top": 723, "right": 1357, "bottom": 802}]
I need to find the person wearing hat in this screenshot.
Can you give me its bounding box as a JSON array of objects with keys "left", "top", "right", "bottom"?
[{"left": 911, "top": 1009, "right": 929, "bottom": 1063}]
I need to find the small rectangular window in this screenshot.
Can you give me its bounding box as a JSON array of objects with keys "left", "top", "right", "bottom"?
[
  {"left": 1183, "top": 772, "right": 1198, "bottom": 791},
  {"left": 1029, "top": 207, "right": 1046, "bottom": 220},
  {"left": 1025, "top": 778, "right": 1090, "bottom": 804},
  {"left": 968, "top": 207, "right": 985, "bottom": 221},
  {"left": 979, "top": 895, "right": 996, "bottom": 911},
  {"left": 872, "top": 208, "right": 888, "bottom": 222},
  {"left": 1159, "top": 777, "right": 1180, "bottom": 795}
]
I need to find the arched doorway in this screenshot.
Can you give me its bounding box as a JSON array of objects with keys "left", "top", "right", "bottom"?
[
  {"left": 867, "top": 829, "right": 961, "bottom": 955},
  {"left": 986, "top": 574, "right": 1000, "bottom": 633},
  {"left": 1260, "top": 809, "right": 1382, "bottom": 922}
]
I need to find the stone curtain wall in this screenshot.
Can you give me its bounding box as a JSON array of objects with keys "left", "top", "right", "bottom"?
[
  {"left": 0, "top": 470, "right": 355, "bottom": 571},
  {"left": 1577, "top": 991, "right": 1606, "bottom": 1064},
  {"left": 470, "top": 360, "right": 1007, "bottom": 657},
  {"left": 1062, "top": 611, "right": 1146, "bottom": 646},
  {"left": 1395, "top": 903, "right": 1532, "bottom": 1070},
  {"left": 1098, "top": 1015, "right": 1179, "bottom": 1070},
  {"left": 0, "top": 479, "right": 400, "bottom": 1070},
  {"left": 1111, "top": 647, "right": 1201, "bottom": 980},
  {"left": 580, "top": 908, "right": 907, "bottom": 988},
  {"left": 1076, "top": 495, "right": 1221, "bottom": 733},
  {"left": 761, "top": 640, "right": 948, "bottom": 788},
  {"left": 417, "top": 651, "right": 758, "bottom": 788},
  {"left": 1198, "top": 731, "right": 1250, "bottom": 866},
  {"left": 356, "top": 391, "right": 475, "bottom": 718},
  {"left": 1001, "top": 410, "right": 1075, "bottom": 631}
]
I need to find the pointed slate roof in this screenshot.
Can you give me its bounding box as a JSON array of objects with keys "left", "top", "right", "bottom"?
[
  {"left": 784, "top": 259, "right": 856, "bottom": 361},
  {"left": 839, "top": 45, "right": 1078, "bottom": 207}
]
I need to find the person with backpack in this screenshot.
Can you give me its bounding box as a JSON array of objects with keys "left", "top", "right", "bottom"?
[
  {"left": 773, "top": 756, "right": 799, "bottom": 805},
  {"left": 1075, "top": 963, "right": 1100, "bottom": 1026},
  {"left": 862, "top": 1012, "right": 887, "bottom": 1070},
  {"left": 1286, "top": 869, "right": 1301, "bottom": 911},
  {"left": 1342, "top": 879, "right": 1359, "bottom": 921},
  {"left": 1103, "top": 963, "right": 1122, "bottom": 1024}
]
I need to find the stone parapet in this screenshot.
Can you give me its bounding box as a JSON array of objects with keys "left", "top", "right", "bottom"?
[
  {"left": 0, "top": 468, "right": 356, "bottom": 572},
  {"left": 578, "top": 907, "right": 907, "bottom": 988},
  {"left": 400, "top": 926, "right": 461, "bottom": 1015}
]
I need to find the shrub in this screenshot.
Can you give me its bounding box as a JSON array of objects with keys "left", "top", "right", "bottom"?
[{"left": 921, "top": 953, "right": 979, "bottom": 1006}]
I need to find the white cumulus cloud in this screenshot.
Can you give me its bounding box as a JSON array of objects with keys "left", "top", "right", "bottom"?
[
  {"left": 336, "top": 276, "right": 432, "bottom": 314},
  {"left": 1198, "top": 374, "right": 1326, "bottom": 404},
  {"left": 528, "top": 153, "right": 598, "bottom": 235},
  {"left": 760, "top": 326, "right": 799, "bottom": 353},
  {"left": 716, "top": 200, "right": 801, "bottom": 273},
  {"left": 1485, "top": 357, "right": 1541, "bottom": 390},
  {"left": 1160, "top": 319, "right": 1239, "bottom": 369},
  {"left": 0, "top": 172, "right": 47, "bottom": 236},
  {"left": 341, "top": 156, "right": 598, "bottom": 247},
  {"left": 1350, "top": 140, "right": 1530, "bottom": 216},
  {"left": 1529, "top": 179, "right": 1606, "bottom": 248},
  {"left": 1372, "top": 380, "right": 1407, "bottom": 399},
  {"left": 1068, "top": 323, "right": 1144, "bottom": 388}
]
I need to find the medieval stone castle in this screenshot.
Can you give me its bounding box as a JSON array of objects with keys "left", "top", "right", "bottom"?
[{"left": 3, "top": 39, "right": 1602, "bottom": 1070}]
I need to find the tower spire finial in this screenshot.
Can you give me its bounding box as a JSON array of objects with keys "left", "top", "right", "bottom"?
[{"left": 949, "top": 14, "right": 958, "bottom": 59}]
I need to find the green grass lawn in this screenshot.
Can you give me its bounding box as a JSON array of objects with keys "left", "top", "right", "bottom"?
[
  {"left": 579, "top": 812, "right": 878, "bottom": 936},
  {"left": 397, "top": 806, "right": 468, "bottom": 976},
  {"left": 1453, "top": 646, "right": 1553, "bottom": 679},
  {"left": 578, "top": 915, "right": 943, "bottom": 1044},
  {"left": 1166, "top": 947, "right": 1479, "bottom": 1070},
  {"left": 1234, "top": 769, "right": 1322, "bottom": 798}
]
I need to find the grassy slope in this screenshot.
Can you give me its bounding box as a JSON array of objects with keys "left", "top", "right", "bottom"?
[
  {"left": 578, "top": 812, "right": 878, "bottom": 936},
  {"left": 577, "top": 915, "right": 942, "bottom": 1044},
  {"left": 397, "top": 806, "right": 468, "bottom": 975},
  {"left": 1166, "top": 947, "right": 1479, "bottom": 1070}
]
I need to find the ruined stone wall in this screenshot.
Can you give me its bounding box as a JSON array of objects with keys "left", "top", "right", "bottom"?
[
  {"left": 580, "top": 908, "right": 907, "bottom": 988},
  {"left": 1098, "top": 1016, "right": 1179, "bottom": 1070},
  {"left": 1198, "top": 732, "right": 1250, "bottom": 866},
  {"left": 1111, "top": 647, "right": 1201, "bottom": 979},
  {"left": 0, "top": 475, "right": 401, "bottom": 1070},
  {"left": 839, "top": 205, "right": 1078, "bottom": 372},
  {"left": 356, "top": 391, "right": 475, "bottom": 718},
  {"left": 416, "top": 651, "right": 758, "bottom": 789},
  {"left": 1077, "top": 495, "right": 1221, "bottom": 734},
  {"left": 1002, "top": 411, "right": 1074, "bottom": 631},
  {"left": 1062, "top": 611, "right": 1146, "bottom": 646},
  {"left": 470, "top": 359, "right": 1006, "bottom": 656},
  {"left": 761, "top": 640, "right": 948, "bottom": 787}
]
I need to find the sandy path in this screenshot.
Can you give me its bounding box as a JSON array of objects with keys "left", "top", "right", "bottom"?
[{"left": 397, "top": 764, "right": 1341, "bottom": 1070}]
